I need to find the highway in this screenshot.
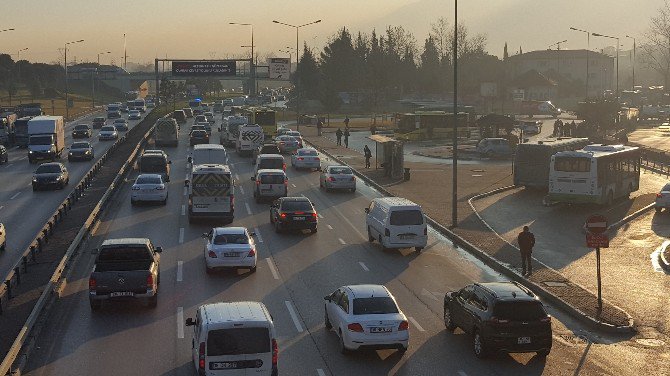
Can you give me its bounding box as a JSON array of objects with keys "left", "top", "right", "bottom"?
[
  {"left": 22, "top": 115, "right": 645, "bottom": 376},
  {"left": 0, "top": 110, "right": 151, "bottom": 278}
]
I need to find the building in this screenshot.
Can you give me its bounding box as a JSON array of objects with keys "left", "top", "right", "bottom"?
[
  {"left": 507, "top": 49, "right": 614, "bottom": 97},
  {"left": 508, "top": 70, "right": 557, "bottom": 101}
]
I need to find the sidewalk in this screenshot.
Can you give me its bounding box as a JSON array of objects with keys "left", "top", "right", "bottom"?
[{"left": 301, "top": 125, "right": 634, "bottom": 332}]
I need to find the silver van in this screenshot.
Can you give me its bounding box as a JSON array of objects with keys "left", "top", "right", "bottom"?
[
  {"left": 252, "top": 169, "right": 287, "bottom": 203},
  {"left": 186, "top": 302, "right": 278, "bottom": 376},
  {"left": 365, "top": 197, "right": 427, "bottom": 252}
]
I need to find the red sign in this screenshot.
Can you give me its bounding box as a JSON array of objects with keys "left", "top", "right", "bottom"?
[
  {"left": 586, "top": 233, "right": 609, "bottom": 248},
  {"left": 585, "top": 214, "right": 608, "bottom": 234}
]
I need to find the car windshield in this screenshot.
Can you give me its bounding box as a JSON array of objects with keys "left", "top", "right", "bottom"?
[
  {"left": 35, "top": 164, "right": 61, "bottom": 173},
  {"left": 114, "top": 119, "right": 126, "bottom": 123},
  {"left": 662, "top": 183, "right": 670, "bottom": 192},
  {"left": 213, "top": 233, "right": 249, "bottom": 245},
  {"left": 259, "top": 159, "right": 284, "bottom": 169},
  {"left": 94, "top": 117, "right": 105, "bottom": 122},
  {"left": 299, "top": 149, "right": 317, "bottom": 156},
  {"left": 29, "top": 135, "right": 53, "bottom": 145},
  {"left": 206, "top": 328, "right": 270, "bottom": 356},
  {"left": 71, "top": 142, "right": 89, "bottom": 149},
  {"left": 140, "top": 156, "right": 167, "bottom": 172},
  {"left": 352, "top": 297, "right": 399, "bottom": 315},
  {"left": 389, "top": 210, "right": 424, "bottom": 225},
  {"left": 280, "top": 200, "right": 312, "bottom": 211},
  {"left": 260, "top": 174, "right": 285, "bottom": 184},
  {"left": 287, "top": 132, "right": 300, "bottom": 137},
  {"left": 75, "top": 124, "right": 89, "bottom": 130},
  {"left": 493, "top": 301, "right": 547, "bottom": 321},
  {"left": 101, "top": 126, "right": 115, "bottom": 132},
  {"left": 136, "top": 176, "right": 162, "bottom": 184},
  {"left": 329, "top": 167, "right": 352, "bottom": 174}
]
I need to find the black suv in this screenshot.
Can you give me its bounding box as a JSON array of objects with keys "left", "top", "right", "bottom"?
[
  {"left": 92, "top": 117, "right": 106, "bottom": 129},
  {"left": 270, "top": 197, "right": 318, "bottom": 234},
  {"left": 72, "top": 124, "right": 92, "bottom": 138},
  {"left": 443, "top": 282, "right": 552, "bottom": 358}
]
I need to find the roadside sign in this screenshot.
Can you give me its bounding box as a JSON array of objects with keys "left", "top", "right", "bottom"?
[
  {"left": 269, "top": 58, "right": 291, "bottom": 80},
  {"left": 586, "top": 233, "right": 609, "bottom": 248},
  {"left": 585, "top": 214, "right": 608, "bottom": 234}
]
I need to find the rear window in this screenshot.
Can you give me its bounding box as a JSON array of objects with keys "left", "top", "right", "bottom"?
[
  {"left": 71, "top": 142, "right": 90, "bottom": 149},
  {"left": 191, "top": 130, "right": 207, "bottom": 136},
  {"left": 207, "top": 328, "right": 270, "bottom": 356},
  {"left": 280, "top": 200, "right": 312, "bottom": 211},
  {"left": 213, "top": 233, "right": 249, "bottom": 245},
  {"left": 98, "top": 246, "right": 152, "bottom": 262},
  {"left": 493, "top": 301, "right": 547, "bottom": 321},
  {"left": 389, "top": 210, "right": 424, "bottom": 225},
  {"left": 299, "top": 149, "right": 317, "bottom": 156},
  {"left": 329, "top": 167, "right": 352, "bottom": 174},
  {"left": 260, "top": 174, "right": 285, "bottom": 184},
  {"left": 136, "top": 176, "right": 162, "bottom": 184},
  {"left": 259, "top": 159, "right": 284, "bottom": 169},
  {"left": 352, "top": 297, "right": 399, "bottom": 315}
]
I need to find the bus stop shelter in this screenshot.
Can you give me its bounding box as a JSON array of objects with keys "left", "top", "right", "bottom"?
[{"left": 367, "top": 134, "right": 404, "bottom": 179}]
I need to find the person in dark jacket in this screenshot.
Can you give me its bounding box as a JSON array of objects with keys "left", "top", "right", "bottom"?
[
  {"left": 335, "top": 128, "right": 343, "bottom": 146},
  {"left": 517, "top": 225, "right": 535, "bottom": 276},
  {"left": 364, "top": 145, "right": 372, "bottom": 168},
  {"left": 344, "top": 128, "right": 350, "bottom": 148}
]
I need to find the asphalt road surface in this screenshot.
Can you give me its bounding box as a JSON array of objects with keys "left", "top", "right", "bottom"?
[
  {"left": 22, "top": 115, "right": 661, "bottom": 376},
  {"left": 0, "top": 110, "right": 151, "bottom": 278}
]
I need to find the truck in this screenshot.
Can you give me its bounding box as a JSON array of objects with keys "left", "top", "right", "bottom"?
[
  {"left": 0, "top": 113, "right": 16, "bottom": 145},
  {"left": 236, "top": 123, "right": 264, "bottom": 156},
  {"left": 15, "top": 103, "right": 43, "bottom": 118},
  {"left": 187, "top": 164, "right": 234, "bottom": 223},
  {"left": 220, "top": 115, "right": 248, "bottom": 146},
  {"left": 13, "top": 116, "right": 32, "bottom": 147},
  {"left": 27, "top": 116, "right": 65, "bottom": 164},
  {"left": 88, "top": 238, "right": 162, "bottom": 310},
  {"left": 154, "top": 118, "right": 178, "bottom": 147}
]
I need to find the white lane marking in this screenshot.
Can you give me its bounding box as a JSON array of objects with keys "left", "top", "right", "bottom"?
[
  {"left": 327, "top": 224, "right": 333, "bottom": 230},
  {"left": 177, "top": 307, "right": 184, "bottom": 338},
  {"left": 9, "top": 192, "right": 21, "bottom": 200},
  {"left": 245, "top": 202, "right": 252, "bottom": 215},
  {"left": 181, "top": 205, "right": 186, "bottom": 216},
  {"left": 358, "top": 261, "right": 369, "bottom": 272},
  {"left": 421, "top": 288, "right": 439, "bottom": 301},
  {"left": 317, "top": 369, "right": 326, "bottom": 376},
  {"left": 285, "top": 300, "right": 304, "bottom": 332},
  {"left": 457, "top": 371, "right": 468, "bottom": 376},
  {"left": 3, "top": 163, "right": 12, "bottom": 168},
  {"left": 179, "top": 228, "right": 184, "bottom": 244},
  {"left": 177, "top": 261, "right": 183, "bottom": 282},
  {"left": 291, "top": 183, "right": 296, "bottom": 188},
  {"left": 254, "top": 227, "right": 264, "bottom": 243},
  {"left": 266, "top": 258, "right": 279, "bottom": 280},
  {"left": 183, "top": 186, "right": 187, "bottom": 196},
  {"left": 18, "top": 156, "right": 26, "bottom": 160},
  {"left": 338, "top": 238, "right": 346, "bottom": 245},
  {"left": 317, "top": 213, "right": 323, "bottom": 219},
  {"left": 409, "top": 317, "right": 425, "bottom": 332},
  {"left": 239, "top": 186, "right": 245, "bottom": 195},
  {"left": 0, "top": 205, "right": 4, "bottom": 210}
]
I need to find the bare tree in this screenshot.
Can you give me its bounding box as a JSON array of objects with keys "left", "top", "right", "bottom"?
[
  {"left": 642, "top": 0, "right": 670, "bottom": 88},
  {"left": 430, "top": 17, "right": 450, "bottom": 61}
]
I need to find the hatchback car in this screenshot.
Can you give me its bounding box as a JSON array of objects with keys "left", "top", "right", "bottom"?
[
  {"left": 275, "top": 135, "right": 300, "bottom": 154},
  {"left": 113, "top": 118, "right": 129, "bottom": 131},
  {"left": 92, "top": 117, "right": 106, "bottom": 129},
  {"left": 0, "top": 222, "right": 5, "bottom": 251},
  {"left": 443, "top": 282, "right": 552, "bottom": 358},
  {"left": 285, "top": 131, "right": 304, "bottom": 148},
  {"left": 270, "top": 197, "right": 318, "bottom": 234},
  {"left": 203, "top": 227, "right": 257, "bottom": 274},
  {"left": 476, "top": 138, "right": 512, "bottom": 158},
  {"left": 72, "top": 124, "right": 92, "bottom": 138},
  {"left": 324, "top": 284, "right": 409, "bottom": 354},
  {"left": 190, "top": 130, "right": 209, "bottom": 146},
  {"left": 655, "top": 183, "right": 670, "bottom": 212},
  {"left": 128, "top": 110, "right": 142, "bottom": 120},
  {"left": 320, "top": 165, "right": 356, "bottom": 192},
  {"left": 68, "top": 141, "right": 94, "bottom": 162},
  {"left": 131, "top": 174, "right": 168, "bottom": 205},
  {"left": 98, "top": 125, "right": 118, "bottom": 141},
  {"left": 107, "top": 110, "right": 121, "bottom": 119},
  {"left": 0, "top": 145, "right": 7, "bottom": 164},
  {"left": 32, "top": 162, "right": 69, "bottom": 190}
]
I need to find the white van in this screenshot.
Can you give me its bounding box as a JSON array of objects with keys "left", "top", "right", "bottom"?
[
  {"left": 365, "top": 197, "right": 427, "bottom": 252},
  {"left": 189, "top": 144, "right": 228, "bottom": 166},
  {"left": 187, "top": 164, "right": 234, "bottom": 224},
  {"left": 185, "top": 301, "right": 278, "bottom": 376},
  {"left": 237, "top": 124, "right": 264, "bottom": 156},
  {"left": 253, "top": 154, "right": 285, "bottom": 178},
  {"left": 252, "top": 169, "right": 287, "bottom": 203}
]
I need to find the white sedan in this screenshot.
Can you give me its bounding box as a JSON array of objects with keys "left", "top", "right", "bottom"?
[
  {"left": 291, "top": 148, "right": 321, "bottom": 170},
  {"left": 0, "top": 222, "right": 6, "bottom": 251},
  {"left": 203, "top": 227, "right": 257, "bottom": 274},
  {"left": 319, "top": 165, "right": 356, "bottom": 192},
  {"left": 130, "top": 174, "right": 168, "bottom": 205},
  {"left": 98, "top": 125, "right": 118, "bottom": 141},
  {"left": 324, "top": 284, "right": 409, "bottom": 354}
]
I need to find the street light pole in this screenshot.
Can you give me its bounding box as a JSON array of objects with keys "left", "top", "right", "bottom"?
[
  {"left": 626, "top": 35, "right": 636, "bottom": 88},
  {"left": 592, "top": 33, "right": 620, "bottom": 100},
  {"left": 452, "top": 0, "right": 458, "bottom": 228},
  {"left": 570, "top": 27, "right": 590, "bottom": 98},
  {"left": 548, "top": 40, "right": 567, "bottom": 81},
  {"left": 64, "top": 39, "right": 84, "bottom": 120},
  {"left": 229, "top": 23, "right": 255, "bottom": 96},
  {"left": 273, "top": 19, "right": 322, "bottom": 132}
]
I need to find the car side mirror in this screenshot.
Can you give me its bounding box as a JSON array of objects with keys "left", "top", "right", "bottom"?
[
  {"left": 187, "top": 156, "right": 192, "bottom": 163},
  {"left": 91, "top": 248, "right": 99, "bottom": 254},
  {"left": 251, "top": 176, "right": 255, "bottom": 181},
  {"left": 202, "top": 233, "right": 209, "bottom": 239},
  {"left": 168, "top": 160, "right": 172, "bottom": 164},
  {"left": 364, "top": 208, "right": 370, "bottom": 214},
  {"left": 185, "top": 318, "right": 195, "bottom": 326},
  {"left": 324, "top": 295, "right": 331, "bottom": 302},
  {"left": 155, "top": 247, "right": 163, "bottom": 253}
]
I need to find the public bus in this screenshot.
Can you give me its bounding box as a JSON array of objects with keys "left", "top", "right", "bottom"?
[
  {"left": 241, "top": 107, "right": 277, "bottom": 138},
  {"left": 513, "top": 137, "right": 590, "bottom": 189},
  {"left": 548, "top": 144, "right": 640, "bottom": 205},
  {"left": 395, "top": 111, "right": 472, "bottom": 141}
]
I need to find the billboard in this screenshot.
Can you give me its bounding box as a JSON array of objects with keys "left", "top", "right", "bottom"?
[
  {"left": 269, "top": 58, "right": 291, "bottom": 79},
  {"left": 172, "top": 61, "right": 236, "bottom": 76}
]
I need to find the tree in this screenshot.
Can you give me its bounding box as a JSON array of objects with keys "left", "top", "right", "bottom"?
[
  {"left": 503, "top": 42, "right": 509, "bottom": 61},
  {"left": 419, "top": 36, "right": 441, "bottom": 93},
  {"left": 293, "top": 43, "right": 320, "bottom": 104},
  {"left": 642, "top": 0, "right": 670, "bottom": 89}
]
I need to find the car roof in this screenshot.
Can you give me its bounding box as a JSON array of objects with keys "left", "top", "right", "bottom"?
[
  {"left": 38, "top": 162, "right": 63, "bottom": 167},
  {"left": 101, "top": 238, "right": 151, "bottom": 246},
  {"left": 201, "top": 301, "right": 271, "bottom": 325},
  {"left": 476, "top": 282, "right": 537, "bottom": 301},
  {"left": 297, "top": 148, "right": 316, "bottom": 152},
  {"left": 344, "top": 284, "right": 391, "bottom": 299},
  {"left": 373, "top": 197, "right": 419, "bottom": 207},
  {"left": 101, "top": 125, "right": 115, "bottom": 130},
  {"left": 258, "top": 154, "right": 283, "bottom": 159},
  {"left": 71, "top": 141, "right": 91, "bottom": 147},
  {"left": 192, "top": 164, "right": 230, "bottom": 173},
  {"left": 213, "top": 226, "right": 247, "bottom": 235},
  {"left": 136, "top": 174, "right": 163, "bottom": 180},
  {"left": 326, "top": 165, "right": 352, "bottom": 172},
  {"left": 279, "top": 196, "right": 310, "bottom": 202},
  {"left": 193, "top": 144, "right": 225, "bottom": 151},
  {"left": 257, "top": 169, "right": 286, "bottom": 175}
]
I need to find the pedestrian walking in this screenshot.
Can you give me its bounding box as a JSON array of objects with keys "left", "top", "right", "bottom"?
[
  {"left": 344, "top": 128, "right": 350, "bottom": 148},
  {"left": 370, "top": 124, "right": 377, "bottom": 135},
  {"left": 317, "top": 118, "right": 323, "bottom": 136},
  {"left": 335, "top": 128, "right": 343, "bottom": 146},
  {"left": 552, "top": 119, "right": 560, "bottom": 137},
  {"left": 344, "top": 116, "right": 350, "bottom": 128},
  {"left": 364, "top": 145, "right": 372, "bottom": 168},
  {"left": 517, "top": 225, "right": 535, "bottom": 277}
]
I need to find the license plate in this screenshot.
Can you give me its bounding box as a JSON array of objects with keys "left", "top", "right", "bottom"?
[
  {"left": 223, "top": 252, "right": 240, "bottom": 257},
  {"left": 293, "top": 217, "right": 305, "bottom": 221},
  {"left": 517, "top": 337, "right": 531, "bottom": 344},
  {"left": 370, "top": 327, "right": 392, "bottom": 333},
  {"left": 110, "top": 291, "right": 134, "bottom": 297},
  {"left": 141, "top": 189, "right": 152, "bottom": 193},
  {"left": 399, "top": 234, "right": 416, "bottom": 240},
  {"left": 211, "top": 361, "right": 238, "bottom": 370}
]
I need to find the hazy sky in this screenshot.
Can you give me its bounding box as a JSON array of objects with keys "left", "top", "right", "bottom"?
[{"left": 1, "top": 0, "right": 661, "bottom": 65}]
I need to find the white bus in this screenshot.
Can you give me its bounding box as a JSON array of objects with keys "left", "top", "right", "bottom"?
[{"left": 548, "top": 144, "right": 640, "bottom": 205}]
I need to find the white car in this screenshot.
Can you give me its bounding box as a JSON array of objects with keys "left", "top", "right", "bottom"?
[
  {"left": 98, "top": 125, "right": 118, "bottom": 140},
  {"left": 131, "top": 174, "right": 168, "bottom": 205},
  {"left": 324, "top": 284, "right": 409, "bottom": 354},
  {"left": 320, "top": 165, "right": 356, "bottom": 192},
  {"left": 0, "top": 222, "right": 6, "bottom": 251},
  {"left": 291, "top": 148, "right": 321, "bottom": 170},
  {"left": 203, "top": 227, "right": 257, "bottom": 273},
  {"left": 128, "top": 110, "right": 141, "bottom": 120}
]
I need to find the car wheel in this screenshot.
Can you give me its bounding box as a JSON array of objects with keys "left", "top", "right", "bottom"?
[
  {"left": 379, "top": 235, "right": 387, "bottom": 251},
  {"left": 205, "top": 264, "right": 214, "bottom": 274},
  {"left": 162, "top": 197, "right": 167, "bottom": 205},
  {"left": 1, "top": 241, "right": 6, "bottom": 251},
  {"left": 68, "top": 157, "right": 72, "bottom": 162},
  {"left": 398, "top": 346, "right": 408, "bottom": 354},
  {"left": 443, "top": 306, "right": 456, "bottom": 332},
  {"left": 311, "top": 227, "right": 318, "bottom": 234},
  {"left": 325, "top": 310, "right": 332, "bottom": 330},
  {"left": 339, "top": 331, "right": 349, "bottom": 354},
  {"left": 250, "top": 264, "right": 257, "bottom": 273},
  {"left": 368, "top": 227, "right": 375, "bottom": 243},
  {"left": 90, "top": 300, "right": 102, "bottom": 311},
  {"left": 473, "top": 330, "right": 488, "bottom": 359},
  {"left": 351, "top": 187, "right": 356, "bottom": 193}
]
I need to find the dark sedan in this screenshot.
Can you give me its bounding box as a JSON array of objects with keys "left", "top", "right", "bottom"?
[
  {"left": 270, "top": 197, "right": 318, "bottom": 234},
  {"left": 32, "top": 162, "right": 69, "bottom": 191},
  {"left": 113, "top": 119, "right": 129, "bottom": 132},
  {"left": 189, "top": 130, "right": 209, "bottom": 146},
  {"left": 72, "top": 124, "right": 92, "bottom": 138},
  {"left": 92, "top": 117, "right": 106, "bottom": 129},
  {"left": 68, "top": 141, "right": 94, "bottom": 162}
]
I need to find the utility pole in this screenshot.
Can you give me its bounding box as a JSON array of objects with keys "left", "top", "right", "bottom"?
[
  {"left": 570, "top": 27, "right": 590, "bottom": 98},
  {"left": 452, "top": 0, "right": 458, "bottom": 228},
  {"left": 626, "top": 35, "right": 636, "bottom": 88}
]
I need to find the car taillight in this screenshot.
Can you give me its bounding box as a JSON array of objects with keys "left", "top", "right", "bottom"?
[
  {"left": 295, "top": 211, "right": 305, "bottom": 215},
  {"left": 315, "top": 157, "right": 320, "bottom": 161},
  {"left": 272, "top": 339, "right": 278, "bottom": 367},
  {"left": 199, "top": 342, "right": 206, "bottom": 370},
  {"left": 256, "top": 180, "right": 260, "bottom": 186},
  {"left": 208, "top": 250, "right": 218, "bottom": 258},
  {"left": 280, "top": 213, "right": 287, "bottom": 219},
  {"left": 657, "top": 193, "right": 663, "bottom": 198},
  {"left": 350, "top": 176, "right": 355, "bottom": 181},
  {"left": 298, "top": 157, "right": 304, "bottom": 161},
  {"left": 230, "top": 195, "right": 234, "bottom": 209},
  {"left": 146, "top": 274, "right": 154, "bottom": 288},
  {"left": 385, "top": 228, "right": 390, "bottom": 237},
  {"left": 283, "top": 163, "right": 286, "bottom": 171},
  {"left": 540, "top": 315, "right": 552, "bottom": 323},
  {"left": 328, "top": 177, "right": 336, "bottom": 182},
  {"left": 312, "top": 213, "right": 318, "bottom": 220},
  {"left": 347, "top": 323, "right": 364, "bottom": 332},
  {"left": 88, "top": 277, "right": 96, "bottom": 291},
  {"left": 398, "top": 321, "right": 409, "bottom": 331},
  {"left": 247, "top": 248, "right": 256, "bottom": 257},
  {"left": 284, "top": 179, "right": 288, "bottom": 186}
]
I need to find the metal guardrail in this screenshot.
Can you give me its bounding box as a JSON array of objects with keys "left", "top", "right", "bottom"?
[{"left": 0, "top": 111, "right": 159, "bottom": 376}]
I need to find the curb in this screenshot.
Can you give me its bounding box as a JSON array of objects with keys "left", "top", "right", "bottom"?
[
  {"left": 659, "top": 241, "right": 670, "bottom": 273},
  {"left": 607, "top": 203, "right": 655, "bottom": 232},
  {"left": 305, "top": 135, "right": 635, "bottom": 334}
]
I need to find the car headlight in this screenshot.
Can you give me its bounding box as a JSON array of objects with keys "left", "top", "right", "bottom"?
[
  {"left": 85, "top": 150, "right": 91, "bottom": 154},
  {"left": 32, "top": 177, "right": 37, "bottom": 182},
  {"left": 29, "top": 150, "right": 33, "bottom": 154},
  {"left": 69, "top": 152, "right": 73, "bottom": 156}
]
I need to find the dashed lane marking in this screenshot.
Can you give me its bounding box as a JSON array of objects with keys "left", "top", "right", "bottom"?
[
  {"left": 0, "top": 206, "right": 4, "bottom": 211},
  {"left": 327, "top": 225, "right": 333, "bottom": 230},
  {"left": 317, "top": 369, "right": 326, "bottom": 376},
  {"left": 245, "top": 202, "right": 252, "bottom": 215},
  {"left": 183, "top": 187, "right": 187, "bottom": 196},
  {"left": 291, "top": 183, "right": 296, "bottom": 188},
  {"left": 338, "top": 238, "right": 346, "bottom": 245},
  {"left": 266, "top": 258, "right": 279, "bottom": 280},
  {"left": 181, "top": 205, "right": 186, "bottom": 216},
  {"left": 457, "top": 371, "right": 468, "bottom": 376},
  {"left": 254, "top": 227, "right": 263, "bottom": 243},
  {"left": 177, "top": 261, "right": 183, "bottom": 282},
  {"left": 177, "top": 307, "right": 184, "bottom": 339},
  {"left": 358, "top": 262, "right": 369, "bottom": 271},
  {"left": 179, "top": 227, "right": 184, "bottom": 244},
  {"left": 409, "top": 317, "right": 425, "bottom": 332},
  {"left": 317, "top": 213, "right": 323, "bottom": 219},
  {"left": 9, "top": 192, "right": 21, "bottom": 200},
  {"left": 239, "top": 186, "right": 245, "bottom": 195},
  {"left": 285, "top": 300, "right": 304, "bottom": 333}
]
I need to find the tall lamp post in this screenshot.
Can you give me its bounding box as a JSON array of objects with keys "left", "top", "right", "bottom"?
[
  {"left": 17, "top": 47, "right": 28, "bottom": 61},
  {"left": 569, "top": 27, "right": 590, "bottom": 98},
  {"left": 94, "top": 51, "right": 111, "bottom": 108},
  {"left": 625, "top": 35, "right": 636, "bottom": 88},
  {"left": 592, "top": 32, "right": 620, "bottom": 100},
  {"left": 273, "top": 19, "right": 321, "bottom": 131},
  {"left": 452, "top": 0, "right": 458, "bottom": 227},
  {"left": 548, "top": 40, "right": 567, "bottom": 80},
  {"left": 64, "top": 39, "right": 84, "bottom": 119},
  {"left": 229, "top": 23, "right": 255, "bottom": 96}
]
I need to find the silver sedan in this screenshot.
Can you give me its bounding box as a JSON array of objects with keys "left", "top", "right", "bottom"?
[
  {"left": 131, "top": 174, "right": 168, "bottom": 205},
  {"left": 319, "top": 165, "right": 356, "bottom": 192}
]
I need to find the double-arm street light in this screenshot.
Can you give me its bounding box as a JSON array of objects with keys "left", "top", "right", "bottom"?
[
  {"left": 16, "top": 47, "right": 28, "bottom": 60},
  {"left": 229, "top": 22, "right": 255, "bottom": 96},
  {"left": 64, "top": 39, "right": 85, "bottom": 119},
  {"left": 625, "top": 35, "right": 636, "bottom": 88},
  {"left": 273, "top": 19, "right": 321, "bottom": 131},
  {"left": 548, "top": 39, "right": 567, "bottom": 79},
  {"left": 592, "top": 32, "right": 620, "bottom": 99},
  {"left": 97, "top": 51, "right": 111, "bottom": 66},
  {"left": 569, "top": 27, "right": 590, "bottom": 98}
]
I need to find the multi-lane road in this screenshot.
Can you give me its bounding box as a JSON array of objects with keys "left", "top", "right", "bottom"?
[
  {"left": 21, "top": 115, "right": 657, "bottom": 376},
  {"left": 0, "top": 110, "right": 151, "bottom": 277}
]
